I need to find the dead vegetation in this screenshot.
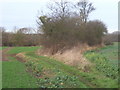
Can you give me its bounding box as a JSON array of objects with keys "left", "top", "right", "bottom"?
[{"left": 37, "top": 43, "right": 103, "bottom": 72}]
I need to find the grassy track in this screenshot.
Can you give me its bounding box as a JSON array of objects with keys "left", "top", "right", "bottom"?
[
  {"left": 2, "top": 57, "right": 38, "bottom": 88},
  {"left": 2, "top": 47, "right": 89, "bottom": 88},
  {"left": 7, "top": 47, "right": 39, "bottom": 54},
  {"left": 2, "top": 43, "right": 119, "bottom": 88},
  {"left": 0, "top": 47, "right": 8, "bottom": 50},
  {"left": 2, "top": 47, "right": 40, "bottom": 88}
]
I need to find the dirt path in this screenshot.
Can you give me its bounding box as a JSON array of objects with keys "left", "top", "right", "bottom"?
[{"left": 0, "top": 47, "right": 12, "bottom": 61}]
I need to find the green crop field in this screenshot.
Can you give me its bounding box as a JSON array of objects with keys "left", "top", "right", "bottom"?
[
  {"left": 1, "top": 42, "right": 119, "bottom": 88},
  {"left": 84, "top": 42, "right": 119, "bottom": 87}
]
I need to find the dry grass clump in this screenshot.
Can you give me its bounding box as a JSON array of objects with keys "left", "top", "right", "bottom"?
[{"left": 37, "top": 44, "right": 102, "bottom": 72}]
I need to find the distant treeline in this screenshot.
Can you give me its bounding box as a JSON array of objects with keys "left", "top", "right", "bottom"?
[
  {"left": 0, "top": 27, "right": 119, "bottom": 47},
  {"left": 1, "top": 0, "right": 119, "bottom": 54},
  {"left": 103, "top": 31, "right": 120, "bottom": 45},
  {"left": 0, "top": 27, "right": 42, "bottom": 46}
]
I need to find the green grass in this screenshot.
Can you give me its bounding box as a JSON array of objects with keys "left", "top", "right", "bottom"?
[
  {"left": 0, "top": 47, "right": 6, "bottom": 89},
  {"left": 22, "top": 52, "right": 89, "bottom": 88},
  {"left": 25, "top": 51, "right": 118, "bottom": 88},
  {"left": 84, "top": 42, "right": 119, "bottom": 87},
  {"left": 2, "top": 57, "right": 39, "bottom": 88},
  {"left": 0, "top": 47, "right": 8, "bottom": 50},
  {"left": 2, "top": 43, "right": 119, "bottom": 88},
  {"left": 2, "top": 47, "right": 87, "bottom": 88},
  {"left": 2, "top": 47, "right": 40, "bottom": 88},
  {"left": 0, "top": 61, "right": 2, "bottom": 90},
  {"left": 98, "top": 42, "right": 118, "bottom": 63},
  {"left": 7, "top": 46, "right": 40, "bottom": 54}
]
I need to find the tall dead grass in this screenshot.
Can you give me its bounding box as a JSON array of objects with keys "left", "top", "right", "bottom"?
[{"left": 37, "top": 43, "right": 103, "bottom": 72}]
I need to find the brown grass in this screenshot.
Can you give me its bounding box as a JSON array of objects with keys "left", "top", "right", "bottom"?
[{"left": 37, "top": 43, "right": 103, "bottom": 72}]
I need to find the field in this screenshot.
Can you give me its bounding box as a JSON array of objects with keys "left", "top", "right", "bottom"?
[{"left": 1, "top": 43, "right": 119, "bottom": 88}]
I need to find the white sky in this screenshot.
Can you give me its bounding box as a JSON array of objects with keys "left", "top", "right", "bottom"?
[{"left": 0, "top": 0, "right": 119, "bottom": 33}]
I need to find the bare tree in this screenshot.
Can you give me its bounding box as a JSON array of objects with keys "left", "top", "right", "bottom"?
[
  {"left": 75, "top": 0, "right": 95, "bottom": 23},
  {"left": 37, "top": 0, "right": 107, "bottom": 55},
  {"left": 47, "top": 0, "right": 71, "bottom": 20}
]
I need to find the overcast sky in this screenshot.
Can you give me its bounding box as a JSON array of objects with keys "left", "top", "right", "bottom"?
[{"left": 0, "top": 0, "right": 119, "bottom": 33}]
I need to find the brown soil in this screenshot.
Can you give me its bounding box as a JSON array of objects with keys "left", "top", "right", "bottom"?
[
  {"left": 37, "top": 44, "right": 102, "bottom": 72},
  {"left": 0, "top": 47, "right": 12, "bottom": 61},
  {"left": 1, "top": 47, "right": 26, "bottom": 62},
  {"left": 15, "top": 53, "right": 27, "bottom": 62}
]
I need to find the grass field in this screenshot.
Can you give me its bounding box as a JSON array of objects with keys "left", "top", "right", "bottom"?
[
  {"left": 2, "top": 47, "right": 40, "bottom": 88},
  {"left": 2, "top": 42, "right": 119, "bottom": 88},
  {"left": 0, "top": 47, "right": 7, "bottom": 50}
]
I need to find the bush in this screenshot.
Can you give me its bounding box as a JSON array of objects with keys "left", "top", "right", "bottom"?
[
  {"left": 85, "top": 20, "right": 107, "bottom": 46},
  {"left": 39, "top": 16, "right": 107, "bottom": 54}
]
